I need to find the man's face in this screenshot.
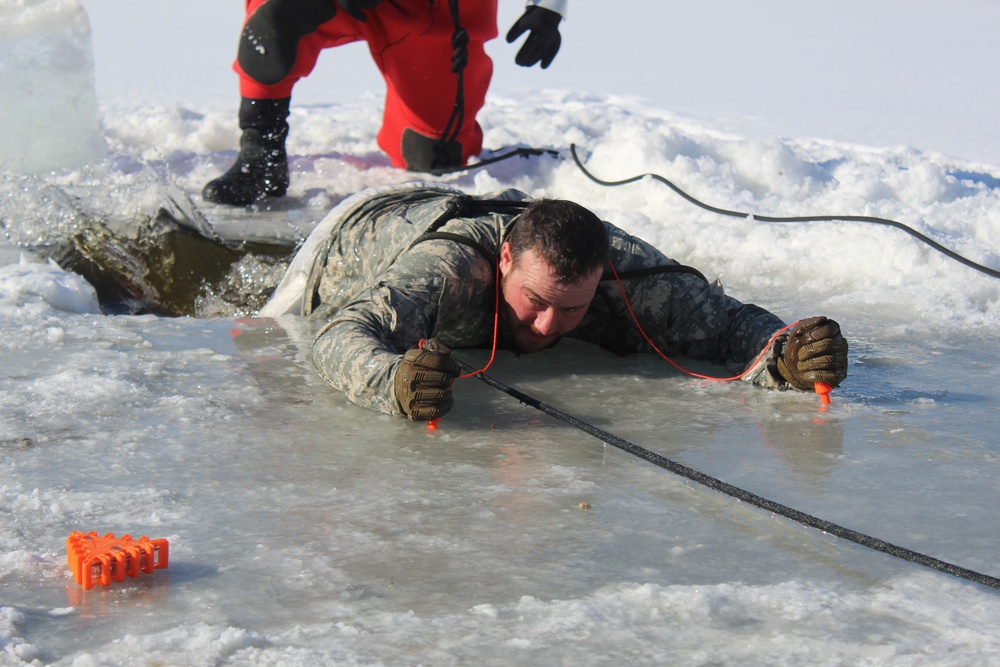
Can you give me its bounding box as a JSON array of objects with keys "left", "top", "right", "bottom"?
[{"left": 498, "top": 242, "right": 602, "bottom": 353}]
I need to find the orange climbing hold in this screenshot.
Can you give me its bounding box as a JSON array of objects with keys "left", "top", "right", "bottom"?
[{"left": 66, "top": 531, "right": 169, "bottom": 590}]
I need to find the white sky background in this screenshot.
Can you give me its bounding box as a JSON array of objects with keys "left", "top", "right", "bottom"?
[{"left": 81, "top": 1, "right": 1000, "bottom": 165}]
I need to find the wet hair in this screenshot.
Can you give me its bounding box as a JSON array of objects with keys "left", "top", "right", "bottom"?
[{"left": 507, "top": 199, "right": 610, "bottom": 283}]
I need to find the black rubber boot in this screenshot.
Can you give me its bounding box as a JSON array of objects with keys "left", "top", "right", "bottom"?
[
  {"left": 202, "top": 98, "right": 291, "bottom": 206},
  {"left": 401, "top": 128, "right": 464, "bottom": 173}
]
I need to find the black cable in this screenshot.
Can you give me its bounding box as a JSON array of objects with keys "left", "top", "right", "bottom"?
[
  {"left": 569, "top": 144, "right": 1000, "bottom": 280},
  {"left": 429, "top": 147, "right": 560, "bottom": 176},
  {"left": 456, "top": 359, "right": 1000, "bottom": 590}
]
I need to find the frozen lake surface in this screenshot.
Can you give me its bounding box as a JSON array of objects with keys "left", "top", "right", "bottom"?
[
  {"left": 3, "top": 302, "right": 1000, "bottom": 664},
  {"left": 2, "top": 1, "right": 1000, "bottom": 664}
]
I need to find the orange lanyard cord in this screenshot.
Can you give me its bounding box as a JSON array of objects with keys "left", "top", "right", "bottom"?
[{"left": 458, "top": 261, "right": 501, "bottom": 379}]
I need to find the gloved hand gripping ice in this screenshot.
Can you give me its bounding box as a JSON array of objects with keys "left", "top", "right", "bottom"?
[
  {"left": 393, "top": 339, "right": 461, "bottom": 421},
  {"left": 776, "top": 316, "right": 849, "bottom": 391}
]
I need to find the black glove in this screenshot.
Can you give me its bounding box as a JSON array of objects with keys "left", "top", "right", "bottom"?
[
  {"left": 393, "top": 339, "right": 461, "bottom": 421},
  {"left": 337, "top": 0, "right": 384, "bottom": 22},
  {"left": 506, "top": 6, "right": 562, "bottom": 69},
  {"left": 776, "top": 317, "right": 849, "bottom": 391}
]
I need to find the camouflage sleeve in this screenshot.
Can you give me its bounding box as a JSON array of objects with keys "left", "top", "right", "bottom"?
[
  {"left": 614, "top": 274, "right": 790, "bottom": 388},
  {"left": 577, "top": 225, "right": 791, "bottom": 389},
  {"left": 312, "top": 281, "right": 441, "bottom": 416},
  {"left": 678, "top": 293, "right": 791, "bottom": 389},
  {"left": 311, "top": 239, "right": 495, "bottom": 416}
]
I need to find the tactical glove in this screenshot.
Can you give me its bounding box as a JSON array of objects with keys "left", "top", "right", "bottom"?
[
  {"left": 337, "top": 0, "right": 384, "bottom": 22},
  {"left": 393, "top": 339, "right": 461, "bottom": 421},
  {"left": 776, "top": 316, "right": 849, "bottom": 391},
  {"left": 506, "top": 6, "right": 562, "bottom": 69}
]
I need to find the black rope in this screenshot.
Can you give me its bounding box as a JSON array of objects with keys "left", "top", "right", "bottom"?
[
  {"left": 436, "top": 1, "right": 565, "bottom": 175},
  {"left": 434, "top": 0, "right": 468, "bottom": 167},
  {"left": 569, "top": 144, "right": 1000, "bottom": 280},
  {"left": 456, "top": 359, "right": 1000, "bottom": 590}
]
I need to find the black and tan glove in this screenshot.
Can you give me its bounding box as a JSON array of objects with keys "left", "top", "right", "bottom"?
[
  {"left": 776, "top": 316, "right": 849, "bottom": 391},
  {"left": 393, "top": 339, "right": 461, "bottom": 421}
]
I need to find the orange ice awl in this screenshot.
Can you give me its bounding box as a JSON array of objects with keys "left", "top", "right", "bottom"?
[{"left": 66, "top": 531, "right": 169, "bottom": 590}]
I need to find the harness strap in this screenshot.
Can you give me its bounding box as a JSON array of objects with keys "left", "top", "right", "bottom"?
[
  {"left": 605, "top": 263, "right": 708, "bottom": 283},
  {"left": 409, "top": 195, "right": 707, "bottom": 284},
  {"left": 408, "top": 231, "right": 497, "bottom": 268}
]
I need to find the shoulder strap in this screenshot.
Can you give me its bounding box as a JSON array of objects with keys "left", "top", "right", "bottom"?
[
  {"left": 408, "top": 231, "right": 497, "bottom": 267},
  {"left": 406, "top": 195, "right": 532, "bottom": 265},
  {"left": 605, "top": 263, "right": 708, "bottom": 283}
]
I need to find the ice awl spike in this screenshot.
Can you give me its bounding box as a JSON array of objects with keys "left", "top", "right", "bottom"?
[{"left": 814, "top": 382, "right": 832, "bottom": 407}]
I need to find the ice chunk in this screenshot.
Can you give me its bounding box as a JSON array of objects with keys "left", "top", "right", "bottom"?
[{"left": 0, "top": 0, "right": 105, "bottom": 172}]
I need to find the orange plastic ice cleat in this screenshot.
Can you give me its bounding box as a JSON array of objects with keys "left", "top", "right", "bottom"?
[{"left": 66, "top": 531, "right": 169, "bottom": 590}]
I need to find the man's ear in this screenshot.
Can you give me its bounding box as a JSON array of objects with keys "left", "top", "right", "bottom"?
[{"left": 499, "top": 242, "right": 513, "bottom": 276}]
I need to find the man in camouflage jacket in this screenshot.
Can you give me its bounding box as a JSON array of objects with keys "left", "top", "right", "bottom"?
[{"left": 261, "top": 183, "right": 849, "bottom": 420}]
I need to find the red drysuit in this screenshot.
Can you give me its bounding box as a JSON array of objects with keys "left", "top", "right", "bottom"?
[{"left": 235, "top": 0, "right": 498, "bottom": 168}]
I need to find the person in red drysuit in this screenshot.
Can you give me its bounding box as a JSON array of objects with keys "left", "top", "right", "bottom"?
[{"left": 203, "top": 0, "right": 566, "bottom": 206}]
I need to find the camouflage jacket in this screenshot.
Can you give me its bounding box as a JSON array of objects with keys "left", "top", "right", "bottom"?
[{"left": 262, "top": 184, "right": 790, "bottom": 416}]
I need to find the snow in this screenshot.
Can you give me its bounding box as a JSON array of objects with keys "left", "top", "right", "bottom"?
[{"left": 2, "top": 0, "right": 1000, "bottom": 664}]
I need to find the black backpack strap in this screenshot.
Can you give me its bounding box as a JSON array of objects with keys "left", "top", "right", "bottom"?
[
  {"left": 604, "top": 263, "right": 708, "bottom": 284},
  {"left": 406, "top": 195, "right": 532, "bottom": 265},
  {"left": 408, "top": 231, "right": 497, "bottom": 267}
]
